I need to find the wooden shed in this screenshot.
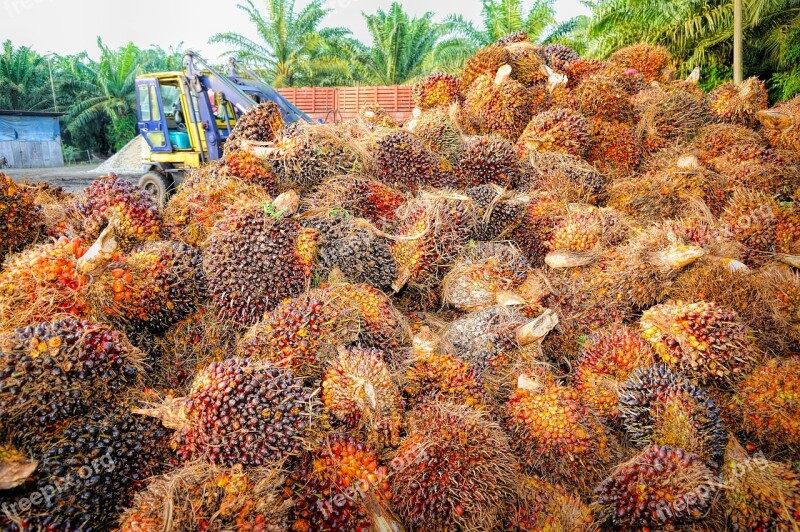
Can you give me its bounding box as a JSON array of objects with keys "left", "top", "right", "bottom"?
[
  {"left": 277, "top": 86, "right": 415, "bottom": 123},
  {"left": 0, "top": 110, "right": 65, "bottom": 168}
]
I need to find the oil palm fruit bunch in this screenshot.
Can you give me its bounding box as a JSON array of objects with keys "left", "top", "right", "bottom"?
[
  {"left": 506, "top": 475, "right": 595, "bottom": 531},
  {"left": 724, "top": 438, "right": 800, "bottom": 531},
  {"left": 732, "top": 356, "right": 800, "bottom": 449},
  {"left": 564, "top": 57, "right": 607, "bottom": 88},
  {"left": 639, "top": 300, "right": 761, "bottom": 386},
  {"left": 705, "top": 140, "right": 795, "bottom": 195},
  {"left": 303, "top": 210, "right": 396, "bottom": 290},
  {"left": 517, "top": 108, "right": 591, "bottom": 158},
  {"left": 119, "top": 463, "right": 290, "bottom": 532},
  {"left": 593, "top": 445, "right": 717, "bottom": 528},
  {"left": 574, "top": 73, "right": 634, "bottom": 122},
  {"left": 140, "top": 357, "right": 324, "bottom": 466},
  {"left": 454, "top": 135, "right": 521, "bottom": 189},
  {"left": 504, "top": 41, "right": 549, "bottom": 86},
  {"left": 203, "top": 202, "right": 317, "bottom": 326},
  {"left": 3, "top": 405, "right": 171, "bottom": 530},
  {"left": 0, "top": 173, "right": 44, "bottom": 261},
  {"left": 21, "top": 181, "right": 73, "bottom": 238},
  {"left": 358, "top": 102, "right": 397, "bottom": 128},
  {"left": 586, "top": 117, "right": 641, "bottom": 176},
  {"left": 405, "top": 108, "right": 463, "bottom": 164},
  {"left": 756, "top": 265, "right": 800, "bottom": 346},
  {"left": 391, "top": 191, "right": 477, "bottom": 290},
  {"left": 0, "top": 320, "right": 143, "bottom": 437},
  {"left": 391, "top": 402, "right": 517, "bottom": 531},
  {"left": 619, "top": 364, "right": 727, "bottom": 468},
  {"left": 465, "top": 185, "right": 529, "bottom": 240},
  {"left": 708, "top": 77, "right": 769, "bottom": 127},
  {"left": 288, "top": 434, "right": 397, "bottom": 531},
  {"left": 163, "top": 170, "right": 271, "bottom": 248},
  {"left": 371, "top": 129, "right": 452, "bottom": 193},
  {"left": 539, "top": 43, "right": 580, "bottom": 71},
  {"left": 322, "top": 346, "right": 404, "bottom": 450},
  {"left": 303, "top": 174, "right": 406, "bottom": 230},
  {"left": 720, "top": 188, "right": 782, "bottom": 267},
  {"left": 70, "top": 173, "right": 162, "bottom": 252},
  {"left": 608, "top": 43, "right": 673, "bottom": 82},
  {"left": 546, "top": 208, "right": 605, "bottom": 255},
  {"left": 413, "top": 72, "right": 461, "bottom": 110},
  {"left": 442, "top": 242, "right": 544, "bottom": 311},
  {"left": 463, "top": 65, "right": 535, "bottom": 141},
  {"left": 224, "top": 101, "right": 285, "bottom": 154},
  {"left": 270, "top": 123, "right": 362, "bottom": 191},
  {"left": 521, "top": 151, "right": 607, "bottom": 204},
  {"left": 573, "top": 323, "right": 655, "bottom": 421},
  {"left": 509, "top": 193, "right": 570, "bottom": 264},
  {"left": 220, "top": 149, "right": 279, "bottom": 195},
  {"left": 504, "top": 373, "right": 615, "bottom": 493},
  {"left": 694, "top": 122, "right": 767, "bottom": 161},
  {"left": 0, "top": 236, "right": 88, "bottom": 331},
  {"left": 87, "top": 240, "right": 205, "bottom": 335},
  {"left": 758, "top": 94, "right": 800, "bottom": 151},
  {"left": 460, "top": 44, "right": 511, "bottom": 95},
  {"left": 634, "top": 86, "right": 708, "bottom": 152}
]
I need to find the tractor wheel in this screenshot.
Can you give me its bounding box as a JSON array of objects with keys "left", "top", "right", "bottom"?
[{"left": 138, "top": 172, "right": 172, "bottom": 207}]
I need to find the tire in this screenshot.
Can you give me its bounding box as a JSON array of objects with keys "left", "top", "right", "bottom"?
[{"left": 138, "top": 171, "right": 172, "bottom": 208}]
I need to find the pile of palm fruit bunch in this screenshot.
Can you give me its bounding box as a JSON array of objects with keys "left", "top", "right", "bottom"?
[{"left": 2, "top": 37, "right": 800, "bottom": 532}]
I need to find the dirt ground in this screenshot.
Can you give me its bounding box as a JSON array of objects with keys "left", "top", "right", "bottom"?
[{"left": 2, "top": 164, "right": 139, "bottom": 193}]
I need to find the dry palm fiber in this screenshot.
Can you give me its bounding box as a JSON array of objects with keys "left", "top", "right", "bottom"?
[
  {"left": 520, "top": 151, "right": 607, "bottom": 205},
  {"left": 755, "top": 265, "right": 800, "bottom": 346},
  {"left": 758, "top": 94, "right": 800, "bottom": 151},
  {"left": 708, "top": 77, "right": 769, "bottom": 127},
  {"left": 19, "top": 181, "right": 67, "bottom": 239},
  {"left": 634, "top": 86, "right": 708, "bottom": 152},
  {"left": 302, "top": 174, "right": 406, "bottom": 230}
]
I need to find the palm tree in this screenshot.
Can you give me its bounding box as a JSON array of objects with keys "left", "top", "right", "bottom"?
[
  {"left": 0, "top": 41, "right": 52, "bottom": 111},
  {"left": 209, "top": 0, "right": 352, "bottom": 87}
]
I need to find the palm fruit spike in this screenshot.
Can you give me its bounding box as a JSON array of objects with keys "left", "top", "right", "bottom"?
[
  {"left": 758, "top": 95, "right": 800, "bottom": 151},
  {"left": 724, "top": 438, "right": 800, "bottom": 531},
  {"left": 639, "top": 300, "right": 761, "bottom": 386},
  {"left": 521, "top": 151, "right": 607, "bottom": 205},
  {"left": 163, "top": 170, "right": 271, "bottom": 248},
  {"left": 757, "top": 265, "right": 800, "bottom": 346},
  {"left": 391, "top": 191, "right": 477, "bottom": 291},
  {"left": 119, "top": 463, "right": 290, "bottom": 532},
  {"left": 370, "top": 129, "right": 452, "bottom": 193},
  {"left": 540, "top": 43, "right": 579, "bottom": 71},
  {"left": 3, "top": 406, "right": 171, "bottom": 531},
  {"left": 574, "top": 73, "right": 634, "bottom": 122},
  {"left": 403, "top": 327, "right": 487, "bottom": 408},
  {"left": 219, "top": 149, "right": 279, "bottom": 194},
  {"left": 70, "top": 173, "right": 162, "bottom": 252},
  {"left": 288, "top": 434, "right": 398, "bottom": 531},
  {"left": 203, "top": 201, "right": 317, "bottom": 327},
  {"left": 573, "top": 324, "right": 655, "bottom": 421},
  {"left": 460, "top": 44, "right": 511, "bottom": 95},
  {"left": 303, "top": 211, "right": 397, "bottom": 290},
  {"left": 453, "top": 134, "right": 521, "bottom": 189},
  {"left": 608, "top": 42, "right": 672, "bottom": 82},
  {"left": 517, "top": 108, "right": 591, "bottom": 158},
  {"left": 606, "top": 225, "right": 707, "bottom": 310},
  {"left": 593, "top": 445, "right": 717, "bottom": 528},
  {"left": 270, "top": 122, "right": 362, "bottom": 191},
  {"left": 732, "top": 356, "right": 800, "bottom": 449},
  {"left": 138, "top": 358, "right": 324, "bottom": 466},
  {"left": 586, "top": 117, "right": 641, "bottom": 176},
  {"left": 0, "top": 236, "right": 89, "bottom": 331},
  {"left": 87, "top": 239, "right": 205, "bottom": 335},
  {"left": 507, "top": 475, "right": 595, "bottom": 531},
  {"left": 238, "top": 290, "right": 359, "bottom": 379},
  {"left": 504, "top": 41, "right": 548, "bottom": 86},
  {"left": 708, "top": 77, "right": 769, "bottom": 127},
  {"left": 322, "top": 346, "right": 403, "bottom": 450},
  {"left": 634, "top": 87, "right": 708, "bottom": 152},
  {"left": 224, "top": 101, "right": 284, "bottom": 154},
  {"left": 504, "top": 372, "right": 615, "bottom": 493},
  {"left": 0, "top": 173, "right": 44, "bottom": 261},
  {"left": 442, "top": 241, "right": 546, "bottom": 311},
  {"left": 358, "top": 102, "right": 398, "bottom": 128},
  {"left": 619, "top": 365, "right": 727, "bottom": 468},
  {"left": 0, "top": 320, "right": 143, "bottom": 437},
  {"left": 413, "top": 72, "right": 461, "bottom": 110},
  {"left": 391, "top": 402, "right": 517, "bottom": 531},
  {"left": 405, "top": 108, "right": 463, "bottom": 163},
  {"left": 694, "top": 123, "right": 767, "bottom": 161},
  {"left": 720, "top": 188, "right": 781, "bottom": 268},
  {"left": 463, "top": 65, "right": 535, "bottom": 141}
]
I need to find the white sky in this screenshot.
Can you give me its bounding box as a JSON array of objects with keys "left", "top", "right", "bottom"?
[{"left": 1, "top": 0, "right": 589, "bottom": 61}]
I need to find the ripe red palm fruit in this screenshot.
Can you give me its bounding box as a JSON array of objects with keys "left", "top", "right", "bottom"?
[
  {"left": 302, "top": 175, "right": 406, "bottom": 231},
  {"left": 391, "top": 402, "right": 517, "bottom": 531},
  {"left": 403, "top": 349, "right": 486, "bottom": 409},
  {"left": 640, "top": 300, "right": 762, "bottom": 386},
  {"left": 220, "top": 149, "right": 279, "bottom": 194},
  {"left": 708, "top": 77, "right": 769, "bottom": 127},
  {"left": 413, "top": 72, "right": 461, "bottom": 110},
  {"left": 70, "top": 174, "right": 162, "bottom": 251},
  {"left": 540, "top": 44, "right": 580, "bottom": 71},
  {"left": 608, "top": 43, "right": 673, "bottom": 82},
  {"left": 371, "top": 130, "right": 453, "bottom": 193},
  {"left": 707, "top": 142, "right": 795, "bottom": 195},
  {"left": 634, "top": 87, "right": 708, "bottom": 152},
  {"left": 733, "top": 356, "right": 800, "bottom": 449},
  {"left": 565, "top": 58, "right": 607, "bottom": 88},
  {"left": 504, "top": 374, "right": 615, "bottom": 493},
  {"left": 0, "top": 173, "right": 44, "bottom": 261},
  {"left": 454, "top": 135, "right": 522, "bottom": 189},
  {"left": 322, "top": 346, "right": 404, "bottom": 450},
  {"left": 506, "top": 476, "right": 595, "bottom": 531},
  {"left": 586, "top": 117, "right": 641, "bottom": 176},
  {"left": 517, "top": 108, "right": 591, "bottom": 158},
  {"left": 694, "top": 123, "right": 767, "bottom": 162},
  {"left": 464, "top": 68, "right": 535, "bottom": 141},
  {"left": 575, "top": 73, "right": 634, "bottom": 122},
  {"left": 460, "top": 45, "right": 512, "bottom": 95},
  {"left": 574, "top": 324, "right": 655, "bottom": 420},
  {"left": 594, "top": 445, "right": 717, "bottom": 528},
  {"left": 720, "top": 188, "right": 781, "bottom": 268}
]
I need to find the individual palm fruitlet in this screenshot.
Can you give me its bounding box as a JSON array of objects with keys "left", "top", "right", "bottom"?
[
  {"left": 391, "top": 402, "right": 517, "bottom": 531},
  {"left": 0, "top": 173, "right": 43, "bottom": 261}
]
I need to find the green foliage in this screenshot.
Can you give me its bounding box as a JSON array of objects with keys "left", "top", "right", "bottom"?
[{"left": 0, "top": 40, "right": 53, "bottom": 111}]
